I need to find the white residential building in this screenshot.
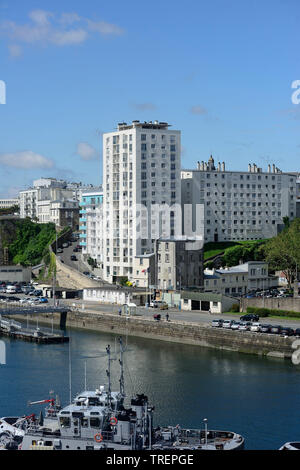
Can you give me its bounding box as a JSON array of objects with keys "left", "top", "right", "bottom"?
[
  {"left": 19, "top": 178, "right": 98, "bottom": 226},
  {"left": 0, "top": 198, "right": 19, "bottom": 209},
  {"left": 19, "top": 188, "right": 38, "bottom": 219},
  {"left": 79, "top": 189, "right": 103, "bottom": 263},
  {"left": 102, "top": 120, "right": 181, "bottom": 283},
  {"left": 204, "top": 261, "right": 278, "bottom": 296},
  {"left": 181, "top": 157, "right": 297, "bottom": 242}
]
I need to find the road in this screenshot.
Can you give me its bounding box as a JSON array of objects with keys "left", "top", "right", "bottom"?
[{"left": 63, "top": 299, "right": 300, "bottom": 329}]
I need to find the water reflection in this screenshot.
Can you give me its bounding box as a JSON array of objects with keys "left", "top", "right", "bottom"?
[{"left": 1, "top": 328, "right": 300, "bottom": 449}]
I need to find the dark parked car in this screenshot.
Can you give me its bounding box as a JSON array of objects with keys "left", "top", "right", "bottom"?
[
  {"left": 240, "top": 314, "right": 259, "bottom": 322},
  {"left": 70, "top": 255, "right": 77, "bottom": 261},
  {"left": 295, "top": 329, "right": 300, "bottom": 337},
  {"left": 280, "top": 327, "right": 294, "bottom": 337},
  {"left": 153, "top": 314, "right": 161, "bottom": 321}
]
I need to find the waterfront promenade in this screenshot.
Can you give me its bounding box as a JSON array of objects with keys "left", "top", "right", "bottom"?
[{"left": 5, "top": 301, "right": 298, "bottom": 360}]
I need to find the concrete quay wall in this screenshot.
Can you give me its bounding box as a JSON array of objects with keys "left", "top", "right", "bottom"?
[
  {"left": 10, "top": 310, "right": 295, "bottom": 360},
  {"left": 241, "top": 297, "right": 300, "bottom": 313}
]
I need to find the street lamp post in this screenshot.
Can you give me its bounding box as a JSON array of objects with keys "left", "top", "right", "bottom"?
[{"left": 203, "top": 418, "right": 208, "bottom": 446}]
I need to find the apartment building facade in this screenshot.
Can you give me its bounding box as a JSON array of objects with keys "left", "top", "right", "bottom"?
[
  {"left": 102, "top": 120, "right": 181, "bottom": 283},
  {"left": 156, "top": 238, "right": 204, "bottom": 291},
  {"left": 181, "top": 157, "right": 297, "bottom": 242},
  {"left": 19, "top": 178, "right": 98, "bottom": 227},
  {"left": 79, "top": 189, "right": 103, "bottom": 263}
]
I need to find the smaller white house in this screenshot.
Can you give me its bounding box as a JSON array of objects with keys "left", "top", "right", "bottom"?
[
  {"left": 83, "top": 287, "right": 128, "bottom": 305},
  {"left": 204, "top": 261, "right": 278, "bottom": 296},
  {"left": 180, "top": 291, "right": 238, "bottom": 313},
  {"left": 83, "top": 286, "right": 147, "bottom": 306}
]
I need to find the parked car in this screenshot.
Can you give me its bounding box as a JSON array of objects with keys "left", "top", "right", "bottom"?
[
  {"left": 250, "top": 322, "right": 262, "bottom": 332},
  {"left": 5, "top": 285, "right": 17, "bottom": 294},
  {"left": 270, "top": 325, "right": 282, "bottom": 334},
  {"left": 70, "top": 255, "right": 77, "bottom": 261},
  {"left": 211, "top": 319, "right": 223, "bottom": 328},
  {"left": 150, "top": 301, "right": 165, "bottom": 308},
  {"left": 280, "top": 327, "right": 294, "bottom": 337},
  {"left": 62, "top": 243, "right": 69, "bottom": 248},
  {"left": 33, "top": 289, "right": 43, "bottom": 296},
  {"left": 57, "top": 248, "right": 63, "bottom": 254},
  {"left": 295, "top": 328, "right": 300, "bottom": 337},
  {"left": 240, "top": 314, "right": 259, "bottom": 322},
  {"left": 222, "top": 319, "right": 233, "bottom": 329},
  {"left": 39, "top": 297, "right": 48, "bottom": 303},
  {"left": 159, "top": 303, "right": 168, "bottom": 310},
  {"left": 260, "top": 324, "right": 272, "bottom": 333},
  {"left": 153, "top": 313, "right": 161, "bottom": 321},
  {"left": 19, "top": 297, "right": 31, "bottom": 304},
  {"left": 230, "top": 321, "right": 241, "bottom": 330},
  {"left": 21, "top": 286, "right": 32, "bottom": 294},
  {"left": 238, "top": 321, "right": 252, "bottom": 331}
]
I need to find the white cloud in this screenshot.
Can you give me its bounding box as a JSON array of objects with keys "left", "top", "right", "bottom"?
[
  {"left": 86, "top": 19, "right": 124, "bottom": 36},
  {"left": 51, "top": 29, "right": 88, "bottom": 46},
  {"left": 59, "top": 13, "right": 81, "bottom": 25},
  {"left": 8, "top": 43, "right": 21, "bottom": 57},
  {"left": 28, "top": 9, "right": 53, "bottom": 26},
  {"left": 190, "top": 105, "right": 207, "bottom": 115},
  {"left": 0, "top": 151, "right": 54, "bottom": 169},
  {"left": 76, "top": 142, "right": 98, "bottom": 161},
  {"left": 0, "top": 9, "right": 124, "bottom": 54}
]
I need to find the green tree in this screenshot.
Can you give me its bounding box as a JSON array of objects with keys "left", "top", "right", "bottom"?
[{"left": 263, "top": 218, "right": 300, "bottom": 286}]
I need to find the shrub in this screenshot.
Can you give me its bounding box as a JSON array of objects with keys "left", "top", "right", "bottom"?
[{"left": 246, "top": 306, "right": 300, "bottom": 319}]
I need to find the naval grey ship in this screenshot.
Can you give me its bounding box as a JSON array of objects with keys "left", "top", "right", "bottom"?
[{"left": 3, "top": 339, "right": 244, "bottom": 451}]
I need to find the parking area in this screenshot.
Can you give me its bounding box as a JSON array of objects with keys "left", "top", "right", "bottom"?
[
  {"left": 242, "top": 287, "right": 295, "bottom": 299},
  {"left": 211, "top": 315, "right": 300, "bottom": 337}
]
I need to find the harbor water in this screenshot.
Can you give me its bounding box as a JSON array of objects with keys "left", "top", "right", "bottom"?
[{"left": 1, "top": 327, "right": 300, "bottom": 450}]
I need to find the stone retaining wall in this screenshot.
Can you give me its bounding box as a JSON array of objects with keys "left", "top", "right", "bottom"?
[
  {"left": 10, "top": 310, "right": 295, "bottom": 360},
  {"left": 241, "top": 297, "right": 300, "bottom": 313}
]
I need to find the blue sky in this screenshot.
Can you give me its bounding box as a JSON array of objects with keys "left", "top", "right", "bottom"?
[{"left": 0, "top": 0, "right": 299, "bottom": 197}]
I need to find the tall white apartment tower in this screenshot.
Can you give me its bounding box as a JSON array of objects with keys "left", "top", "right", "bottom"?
[{"left": 103, "top": 120, "right": 181, "bottom": 283}]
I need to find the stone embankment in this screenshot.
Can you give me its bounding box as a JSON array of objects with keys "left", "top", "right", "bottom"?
[{"left": 10, "top": 309, "right": 296, "bottom": 360}]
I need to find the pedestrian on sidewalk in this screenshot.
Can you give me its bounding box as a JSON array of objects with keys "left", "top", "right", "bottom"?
[
  {"left": 118, "top": 308, "right": 122, "bottom": 316},
  {"left": 166, "top": 313, "right": 169, "bottom": 322}
]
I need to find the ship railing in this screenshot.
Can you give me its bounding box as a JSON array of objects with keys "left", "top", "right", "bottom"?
[{"left": 101, "top": 431, "right": 114, "bottom": 442}]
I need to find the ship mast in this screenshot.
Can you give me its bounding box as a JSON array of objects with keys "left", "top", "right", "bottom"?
[
  {"left": 106, "top": 345, "right": 112, "bottom": 408},
  {"left": 119, "top": 337, "right": 125, "bottom": 397}
]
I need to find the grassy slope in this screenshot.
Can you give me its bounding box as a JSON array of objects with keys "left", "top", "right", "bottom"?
[{"left": 203, "top": 240, "right": 265, "bottom": 261}]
